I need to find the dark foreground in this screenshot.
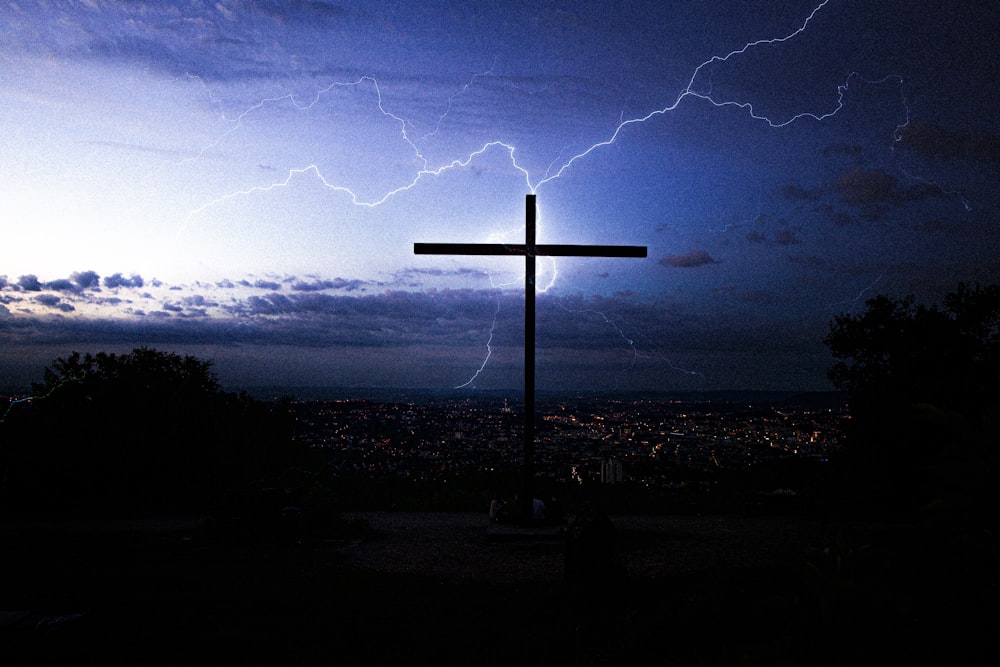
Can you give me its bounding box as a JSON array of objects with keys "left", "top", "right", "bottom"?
[{"left": 1, "top": 511, "right": 994, "bottom": 666}]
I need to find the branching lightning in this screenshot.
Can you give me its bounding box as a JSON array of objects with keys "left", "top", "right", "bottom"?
[
  {"left": 832, "top": 273, "right": 885, "bottom": 314},
  {"left": 183, "top": 0, "right": 916, "bottom": 387},
  {"left": 454, "top": 286, "right": 502, "bottom": 390},
  {"left": 559, "top": 303, "right": 705, "bottom": 389},
  {"left": 186, "top": 0, "right": 892, "bottom": 222},
  {"left": 418, "top": 59, "right": 499, "bottom": 143},
  {"left": 900, "top": 169, "right": 973, "bottom": 212}
]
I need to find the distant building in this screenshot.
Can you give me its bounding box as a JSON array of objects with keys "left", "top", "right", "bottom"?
[{"left": 600, "top": 458, "right": 623, "bottom": 484}]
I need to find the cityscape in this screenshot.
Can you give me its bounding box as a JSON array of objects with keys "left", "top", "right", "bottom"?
[{"left": 289, "top": 393, "right": 846, "bottom": 490}]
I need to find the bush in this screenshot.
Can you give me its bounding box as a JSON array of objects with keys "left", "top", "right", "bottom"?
[{"left": 1, "top": 348, "right": 303, "bottom": 517}]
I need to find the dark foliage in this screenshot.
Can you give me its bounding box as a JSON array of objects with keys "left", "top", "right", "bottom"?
[
  {"left": 0, "top": 348, "right": 304, "bottom": 517},
  {"left": 826, "top": 282, "right": 1000, "bottom": 418},
  {"left": 824, "top": 283, "right": 1000, "bottom": 511}
]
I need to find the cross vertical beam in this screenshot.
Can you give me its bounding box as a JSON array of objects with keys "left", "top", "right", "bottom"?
[
  {"left": 415, "top": 194, "right": 646, "bottom": 523},
  {"left": 523, "top": 194, "right": 536, "bottom": 523}
]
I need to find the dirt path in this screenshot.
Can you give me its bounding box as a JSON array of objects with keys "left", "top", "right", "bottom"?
[{"left": 338, "top": 511, "right": 837, "bottom": 583}]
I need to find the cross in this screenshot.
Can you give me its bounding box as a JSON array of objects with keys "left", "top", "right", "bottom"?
[{"left": 415, "top": 194, "right": 646, "bottom": 523}]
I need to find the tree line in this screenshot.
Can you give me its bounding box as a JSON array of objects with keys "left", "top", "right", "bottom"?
[
  {"left": 1, "top": 282, "right": 997, "bottom": 519},
  {"left": 0, "top": 348, "right": 309, "bottom": 517}
]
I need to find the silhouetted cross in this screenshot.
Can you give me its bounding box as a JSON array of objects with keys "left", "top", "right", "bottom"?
[{"left": 415, "top": 194, "right": 646, "bottom": 522}]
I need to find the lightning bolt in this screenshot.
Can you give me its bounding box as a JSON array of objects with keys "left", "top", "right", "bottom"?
[
  {"left": 707, "top": 183, "right": 765, "bottom": 235},
  {"left": 418, "top": 59, "right": 500, "bottom": 143},
  {"left": 832, "top": 273, "right": 885, "bottom": 314},
  {"left": 559, "top": 302, "right": 705, "bottom": 389},
  {"left": 182, "top": 74, "right": 419, "bottom": 168},
  {"left": 183, "top": 0, "right": 913, "bottom": 386},
  {"left": 454, "top": 286, "right": 502, "bottom": 390},
  {"left": 186, "top": 0, "right": 898, "bottom": 222},
  {"left": 900, "top": 169, "right": 973, "bottom": 212}
]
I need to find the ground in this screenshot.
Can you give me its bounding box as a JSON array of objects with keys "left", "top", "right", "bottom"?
[{"left": 1, "top": 511, "right": 994, "bottom": 665}]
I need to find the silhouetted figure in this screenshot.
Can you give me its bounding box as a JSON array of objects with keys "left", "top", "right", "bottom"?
[
  {"left": 532, "top": 496, "right": 546, "bottom": 521},
  {"left": 489, "top": 497, "right": 502, "bottom": 522},
  {"left": 489, "top": 496, "right": 520, "bottom": 524}
]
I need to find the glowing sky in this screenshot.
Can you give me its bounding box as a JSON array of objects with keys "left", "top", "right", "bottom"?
[{"left": 2, "top": 1, "right": 998, "bottom": 393}]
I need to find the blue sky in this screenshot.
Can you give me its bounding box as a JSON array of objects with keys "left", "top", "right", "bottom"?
[{"left": 1, "top": 1, "right": 998, "bottom": 393}]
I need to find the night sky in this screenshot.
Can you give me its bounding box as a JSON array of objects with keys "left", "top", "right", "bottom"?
[{"left": 2, "top": 1, "right": 998, "bottom": 393}]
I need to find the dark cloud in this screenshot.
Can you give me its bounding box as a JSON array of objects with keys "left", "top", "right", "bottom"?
[
  {"left": 659, "top": 250, "right": 717, "bottom": 268},
  {"left": 782, "top": 183, "right": 821, "bottom": 201},
  {"left": 897, "top": 121, "right": 1000, "bottom": 164},
  {"left": 832, "top": 211, "right": 857, "bottom": 226},
  {"left": 34, "top": 294, "right": 74, "bottom": 312},
  {"left": 737, "top": 290, "right": 772, "bottom": 304},
  {"left": 87, "top": 35, "right": 186, "bottom": 76},
  {"left": 330, "top": 278, "right": 368, "bottom": 291},
  {"left": 251, "top": 1, "right": 348, "bottom": 25},
  {"left": 291, "top": 279, "right": 327, "bottom": 291},
  {"left": 786, "top": 254, "right": 827, "bottom": 270},
  {"left": 290, "top": 292, "right": 339, "bottom": 313},
  {"left": 291, "top": 277, "right": 367, "bottom": 292},
  {"left": 18, "top": 275, "right": 42, "bottom": 291},
  {"left": 0, "top": 288, "right": 838, "bottom": 391},
  {"left": 71, "top": 270, "right": 101, "bottom": 290},
  {"left": 773, "top": 228, "right": 802, "bottom": 246},
  {"left": 49, "top": 12, "right": 243, "bottom": 81},
  {"left": 745, "top": 230, "right": 767, "bottom": 243},
  {"left": 821, "top": 144, "right": 864, "bottom": 159},
  {"left": 183, "top": 295, "right": 218, "bottom": 308},
  {"left": 901, "top": 218, "right": 958, "bottom": 234},
  {"left": 103, "top": 273, "right": 144, "bottom": 289},
  {"left": 243, "top": 293, "right": 295, "bottom": 316},
  {"left": 401, "top": 267, "right": 486, "bottom": 279},
  {"left": 834, "top": 167, "right": 898, "bottom": 207},
  {"left": 40, "top": 1, "right": 353, "bottom": 83},
  {"left": 44, "top": 279, "right": 77, "bottom": 292},
  {"left": 229, "top": 289, "right": 501, "bottom": 345},
  {"left": 253, "top": 279, "right": 282, "bottom": 290}
]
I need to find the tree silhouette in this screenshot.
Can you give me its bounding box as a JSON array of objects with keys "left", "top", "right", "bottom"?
[
  {"left": 824, "top": 283, "right": 999, "bottom": 508},
  {"left": 826, "top": 283, "right": 999, "bottom": 418},
  {"left": 1, "top": 348, "right": 302, "bottom": 517}
]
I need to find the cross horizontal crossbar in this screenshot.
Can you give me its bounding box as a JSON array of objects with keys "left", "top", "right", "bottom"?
[{"left": 414, "top": 242, "right": 647, "bottom": 258}]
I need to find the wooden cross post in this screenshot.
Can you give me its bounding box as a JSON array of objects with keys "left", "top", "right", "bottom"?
[{"left": 415, "top": 194, "right": 646, "bottom": 523}]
